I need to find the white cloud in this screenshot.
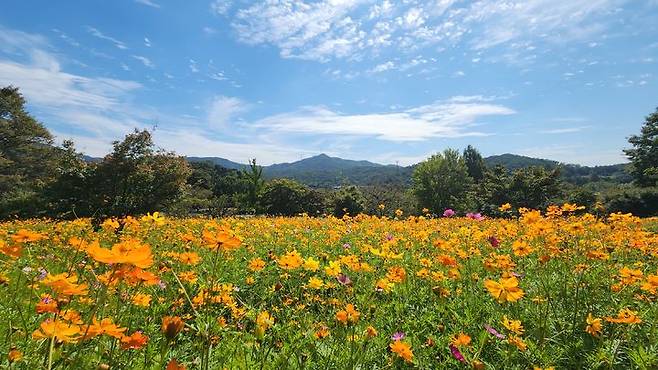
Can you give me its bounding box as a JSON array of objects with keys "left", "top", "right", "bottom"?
[
  {"left": 154, "top": 130, "right": 310, "bottom": 165},
  {"left": 132, "top": 55, "right": 155, "bottom": 68},
  {"left": 367, "top": 61, "right": 395, "bottom": 74},
  {"left": 211, "top": 0, "right": 233, "bottom": 15},
  {"left": 189, "top": 59, "right": 199, "bottom": 73},
  {"left": 0, "top": 27, "right": 149, "bottom": 156},
  {"left": 252, "top": 97, "right": 515, "bottom": 141},
  {"left": 203, "top": 26, "right": 217, "bottom": 35},
  {"left": 86, "top": 26, "right": 128, "bottom": 49},
  {"left": 208, "top": 96, "right": 248, "bottom": 128},
  {"left": 135, "top": 0, "right": 160, "bottom": 8},
  {"left": 229, "top": 0, "right": 626, "bottom": 62},
  {"left": 540, "top": 126, "right": 590, "bottom": 134}
]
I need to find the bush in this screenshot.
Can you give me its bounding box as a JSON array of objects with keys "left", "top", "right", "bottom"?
[
  {"left": 604, "top": 186, "right": 658, "bottom": 217},
  {"left": 331, "top": 185, "right": 366, "bottom": 217},
  {"left": 260, "top": 179, "right": 325, "bottom": 216}
]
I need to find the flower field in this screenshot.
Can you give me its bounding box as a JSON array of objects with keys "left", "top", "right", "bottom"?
[{"left": 1, "top": 207, "right": 658, "bottom": 369}]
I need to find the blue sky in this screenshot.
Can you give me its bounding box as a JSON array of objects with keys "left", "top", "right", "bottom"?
[{"left": 1, "top": 0, "right": 657, "bottom": 165}]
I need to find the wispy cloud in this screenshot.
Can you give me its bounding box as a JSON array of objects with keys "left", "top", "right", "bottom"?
[
  {"left": 86, "top": 26, "right": 128, "bottom": 49},
  {"left": 229, "top": 0, "right": 626, "bottom": 62},
  {"left": 540, "top": 126, "right": 590, "bottom": 134},
  {"left": 189, "top": 59, "right": 199, "bottom": 73},
  {"left": 211, "top": 0, "right": 233, "bottom": 15},
  {"left": 135, "top": 0, "right": 160, "bottom": 9},
  {"left": 132, "top": 55, "right": 155, "bottom": 68},
  {"left": 208, "top": 96, "right": 248, "bottom": 128},
  {"left": 252, "top": 96, "right": 515, "bottom": 141}
]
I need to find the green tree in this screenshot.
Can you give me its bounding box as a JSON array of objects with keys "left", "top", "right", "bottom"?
[
  {"left": 507, "top": 166, "right": 563, "bottom": 209},
  {"left": 411, "top": 149, "right": 472, "bottom": 213},
  {"left": 463, "top": 145, "right": 486, "bottom": 183},
  {"left": 0, "top": 86, "right": 60, "bottom": 218},
  {"left": 261, "top": 179, "right": 315, "bottom": 216},
  {"left": 624, "top": 107, "right": 658, "bottom": 187},
  {"left": 88, "top": 129, "right": 191, "bottom": 218},
  {"left": 331, "top": 185, "right": 366, "bottom": 217},
  {"left": 42, "top": 140, "right": 93, "bottom": 218},
  {"left": 242, "top": 158, "right": 264, "bottom": 212}
]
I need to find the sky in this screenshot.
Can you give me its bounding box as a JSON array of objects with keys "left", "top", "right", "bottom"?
[{"left": 1, "top": 0, "right": 657, "bottom": 166}]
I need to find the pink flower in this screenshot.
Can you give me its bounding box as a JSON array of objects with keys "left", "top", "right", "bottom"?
[
  {"left": 391, "top": 332, "right": 405, "bottom": 341},
  {"left": 449, "top": 344, "right": 466, "bottom": 362},
  {"left": 487, "top": 236, "right": 500, "bottom": 248},
  {"left": 466, "top": 212, "right": 484, "bottom": 221},
  {"left": 484, "top": 324, "right": 505, "bottom": 339},
  {"left": 337, "top": 273, "right": 352, "bottom": 286},
  {"left": 443, "top": 209, "right": 456, "bottom": 217}
]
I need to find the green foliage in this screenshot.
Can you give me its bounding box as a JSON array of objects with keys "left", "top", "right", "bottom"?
[
  {"left": 0, "top": 86, "right": 59, "bottom": 218},
  {"left": 361, "top": 185, "right": 417, "bottom": 216},
  {"left": 331, "top": 185, "right": 366, "bottom": 217},
  {"left": 260, "top": 178, "right": 325, "bottom": 216},
  {"left": 243, "top": 158, "right": 264, "bottom": 212},
  {"left": 624, "top": 107, "right": 658, "bottom": 187},
  {"left": 463, "top": 145, "right": 486, "bottom": 183},
  {"left": 476, "top": 165, "right": 564, "bottom": 215},
  {"left": 411, "top": 149, "right": 473, "bottom": 213},
  {"left": 87, "top": 130, "right": 191, "bottom": 218},
  {"left": 603, "top": 185, "right": 658, "bottom": 217}
]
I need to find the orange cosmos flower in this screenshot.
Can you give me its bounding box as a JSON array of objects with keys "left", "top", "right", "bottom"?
[
  {"left": 386, "top": 266, "right": 406, "bottom": 283},
  {"left": 501, "top": 316, "right": 524, "bottom": 335},
  {"left": 166, "top": 359, "right": 187, "bottom": 370},
  {"left": 451, "top": 333, "right": 471, "bottom": 347},
  {"left": 86, "top": 239, "right": 153, "bottom": 269},
  {"left": 390, "top": 340, "right": 413, "bottom": 363},
  {"left": 162, "top": 316, "right": 185, "bottom": 340},
  {"left": 484, "top": 276, "right": 524, "bottom": 303},
  {"left": 83, "top": 317, "right": 127, "bottom": 339},
  {"left": 202, "top": 228, "right": 242, "bottom": 251},
  {"left": 120, "top": 331, "right": 149, "bottom": 350},
  {"left": 41, "top": 273, "right": 88, "bottom": 296},
  {"left": 585, "top": 313, "right": 602, "bottom": 337},
  {"left": 336, "top": 304, "right": 360, "bottom": 325},
  {"left": 36, "top": 294, "right": 58, "bottom": 314},
  {"left": 11, "top": 229, "right": 46, "bottom": 243},
  {"left": 0, "top": 242, "right": 22, "bottom": 258},
  {"left": 32, "top": 319, "right": 81, "bottom": 343},
  {"left": 177, "top": 252, "right": 201, "bottom": 265},
  {"left": 605, "top": 308, "right": 642, "bottom": 324},
  {"left": 248, "top": 258, "right": 266, "bottom": 271},
  {"left": 131, "top": 293, "right": 152, "bottom": 307},
  {"left": 8, "top": 348, "right": 22, "bottom": 363},
  {"left": 277, "top": 250, "right": 303, "bottom": 270}
]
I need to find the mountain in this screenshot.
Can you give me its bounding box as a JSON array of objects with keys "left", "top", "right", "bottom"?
[
  {"left": 484, "top": 154, "right": 631, "bottom": 184},
  {"left": 484, "top": 154, "right": 558, "bottom": 170},
  {"left": 264, "top": 154, "right": 409, "bottom": 187},
  {"left": 90, "top": 152, "right": 630, "bottom": 187},
  {"left": 186, "top": 156, "right": 246, "bottom": 170}
]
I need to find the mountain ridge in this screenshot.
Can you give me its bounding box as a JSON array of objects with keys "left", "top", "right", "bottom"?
[{"left": 185, "top": 153, "right": 629, "bottom": 187}]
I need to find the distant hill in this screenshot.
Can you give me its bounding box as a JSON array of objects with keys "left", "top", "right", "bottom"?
[
  {"left": 484, "top": 154, "right": 631, "bottom": 185},
  {"left": 186, "top": 156, "right": 246, "bottom": 170},
  {"left": 87, "top": 152, "right": 630, "bottom": 187},
  {"left": 485, "top": 154, "right": 558, "bottom": 170},
  {"left": 264, "top": 154, "right": 408, "bottom": 187}
]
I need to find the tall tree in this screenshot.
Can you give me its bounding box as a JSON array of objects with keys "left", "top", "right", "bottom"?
[
  {"left": 0, "top": 86, "right": 59, "bottom": 218},
  {"left": 624, "top": 107, "right": 658, "bottom": 187},
  {"left": 411, "top": 149, "right": 473, "bottom": 213},
  {"left": 463, "top": 145, "right": 486, "bottom": 183},
  {"left": 242, "top": 158, "right": 264, "bottom": 211},
  {"left": 89, "top": 129, "right": 191, "bottom": 218}
]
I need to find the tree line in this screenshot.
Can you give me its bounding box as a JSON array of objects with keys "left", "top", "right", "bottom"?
[{"left": 2, "top": 85, "right": 657, "bottom": 220}]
